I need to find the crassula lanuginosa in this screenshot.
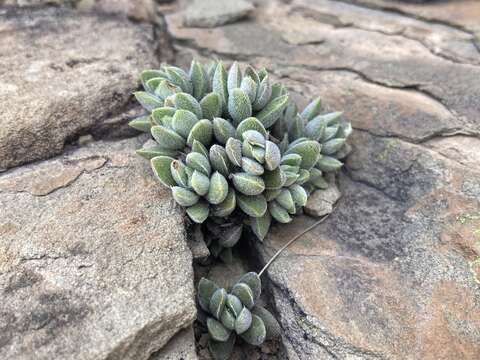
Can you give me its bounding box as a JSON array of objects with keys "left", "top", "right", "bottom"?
[
  {"left": 130, "top": 60, "right": 352, "bottom": 242},
  {"left": 129, "top": 60, "right": 352, "bottom": 358}
]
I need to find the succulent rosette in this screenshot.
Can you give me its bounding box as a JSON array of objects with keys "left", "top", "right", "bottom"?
[
  {"left": 197, "top": 272, "right": 280, "bottom": 359},
  {"left": 130, "top": 60, "right": 352, "bottom": 244}
]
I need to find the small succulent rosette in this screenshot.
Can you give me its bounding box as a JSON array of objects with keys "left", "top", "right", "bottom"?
[
  {"left": 198, "top": 272, "right": 280, "bottom": 359},
  {"left": 130, "top": 60, "right": 352, "bottom": 245}
]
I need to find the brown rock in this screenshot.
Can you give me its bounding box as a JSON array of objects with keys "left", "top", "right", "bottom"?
[
  {"left": 0, "top": 137, "right": 196, "bottom": 359},
  {"left": 0, "top": 7, "right": 157, "bottom": 170}
]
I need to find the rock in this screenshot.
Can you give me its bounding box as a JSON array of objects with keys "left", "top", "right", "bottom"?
[
  {"left": 304, "top": 182, "right": 342, "bottom": 218},
  {"left": 150, "top": 326, "right": 197, "bottom": 360},
  {"left": 254, "top": 132, "right": 480, "bottom": 359},
  {"left": 183, "top": 0, "right": 254, "bottom": 28},
  {"left": 0, "top": 137, "right": 196, "bottom": 360},
  {"left": 76, "top": 0, "right": 157, "bottom": 22},
  {"left": 162, "top": 0, "right": 480, "bottom": 357},
  {"left": 189, "top": 225, "right": 211, "bottom": 261},
  {"left": 0, "top": 7, "right": 157, "bottom": 171}
]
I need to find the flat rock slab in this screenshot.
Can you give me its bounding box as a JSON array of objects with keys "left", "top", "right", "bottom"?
[
  {"left": 150, "top": 327, "right": 197, "bottom": 360},
  {"left": 164, "top": 0, "right": 480, "bottom": 358},
  {"left": 256, "top": 132, "right": 480, "bottom": 359},
  {"left": 183, "top": 0, "right": 254, "bottom": 28},
  {"left": 0, "top": 7, "right": 157, "bottom": 170},
  {"left": 0, "top": 137, "right": 196, "bottom": 360}
]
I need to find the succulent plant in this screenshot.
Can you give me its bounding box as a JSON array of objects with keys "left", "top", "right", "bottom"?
[
  {"left": 130, "top": 60, "right": 352, "bottom": 245},
  {"left": 198, "top": 272, "right": 280, "bottom": 359}
]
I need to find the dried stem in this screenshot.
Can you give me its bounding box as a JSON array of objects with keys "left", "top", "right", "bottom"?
[{"left": 258, "top": 209, "right": 335, "bottom": 277}]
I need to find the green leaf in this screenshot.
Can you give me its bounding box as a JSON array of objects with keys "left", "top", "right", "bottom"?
[
  {"left": 212, "top": 188, "right": 236, "bottom": 217},
  {"left": 252, "top": 306, "right": 281, "bottom": 340},
  {"left": 191, "top": 139, "right": 209, "bottom": 158},
  {"left": 170, "top": 160, "right": 188, "bottom": 187},
  {"left": 213, "top": 62, "right": 228, "bottom": 113},
  {"left": 235, "top": 307, "right": 252, "bottom": 335},
  {"left": 172, "top": 186, "right": 199, "bottom": 207},
  {"left": 128, "top": 115, "right": 151, "bottom": 132},
  {"left": 244, "top": 65, "right": 260, "bottom": 85},
  {"left": 264, "top": 189, "right": 281, "bottom": 201},
  {"left": 218, "top": 224, "right": 242, "bottom": 248},
  {"left": 301, "top": 97, "right": 322, "bottom": 121},
  {"left": 173, "top": 92, "right": 202, "bottom": 119},
  {"left": 186, "top": 152, "right": 211, "bottom": 175},
  {"left": 305, "top": 116, "right": 326, "bottom": 141},
  {"left": 164, "top": 66, "right": 193, "bottom": 94},
  {"left": 242, "top": 130, "right": 265, "bottom": 148},
  {"left": 240, "top": 315, "right": 266, "bottom": 346},
  {"left": 256, "top": 94, "right": 289, "bottom": 129},
  {"left": 220, "top": 308, "right": 236, "bottom": 331},
  {"left": 172, "top": 109, "right": 199, "bottom": 138},
  {"left": 235, "top": 117, "right": 267, "bottom": 139},
  {"left": 150, "top": 156, "right": 176, "bottom": 187},
  {"left": 136, "top": 145, "right": 177, "bottom": 160},
  {"left": 232, "top": 173, "right": 265, "bottom": 196},
  {"left": 240, "top": 76, "right": 257, "bottom": 103},
  {"left": 250, "top": 212, "right": 271, "bottom": 241},
  {"left": 200, "top": 92, "right": 222, "bottom": 120},
  {"left": 140, "top": 69, "right": 166, "bottom": 91},
  {"left": 241, "top": 157, "right": 264, "bottom": 176},
  {"left": 228, "top": 88, "right": 252, "bottom": 125},
  {"left": 151, "top": 125, "right": 186, "bottom": 150},
  {"left": 285, "top": 140, "right": 321, "bottom": 170},
  {"left": 209, "top": 145, "right": 231, "bottom": 177},
  {"left": 189, "top": 60, "right": 207, "bottom": 100},
  {"left": 283, "top": 171, "right": 299, "bottom": 187},
  {"left": 276, "top": 189, "right": 295, "bottom": 214},
  {"left": 252, "top": 147, "right": 265, "bottom": 164},
  {"left": 213, "top": 117, "right": 236, "bottom": 145},
  {"left": 187, "top": 119, "right": 213, "bottom": 147},
  {"left": 207, "top": 317, "right": 231, "bottom": 342},
  {"left": 134, "top": 91, "right": 163, "bottom": 111},
  {"left": 225, "top": 138, "right": 243, "bottom": 167},
  {"left": 288, "top": 114, "right": 305, "bottom": 141},
  {"left": 190, "top": 170, "right": 210, "bottom": 196},
  {"left": 226, "top": 295, "right": 243, "bottom": 317},
  {"left": 231, "top": 283, "right": 255, "bottom": 309},
  {"left": 155, "top": 79, "right": 181, "bottom": 100},
  {"left": 238, "top": 272, "right": 262, "bottom": 300},
  {"left": 263, "top": 168, "right": 286, "bottom": 190},
  {"left": 227, "top": 61, "right": 242, "bottom": 94},
  {"left": 209, "top": 288, "right": 227, "bottom": 319},
  {"left": 290, "top": 184, "right": 308, "bottom": 207},
  {"left": 264, "top": 140, "right": 281, "bottom": 171},
  {"left": 321, "top": 125, "right": 340, "bottom": 142},
  {"left": 207, "top": 172, "right": 229, "bottom": 205},
  {"left": 281, "top": 153, "right": 302, "bottom": 167},
  {"left": 237, "top": 194, "right": 267, "bottom": 218},
  {"left": 198, "top": 278, "right": 219, "bottom": 311},
  {"left": 316, "top": 156, "right": 343, "bottom": 172},
  {"left": 322, "top": 138, "right": 346, "bottom": 155},
  {"left": 296, "top": 169, "right": 310, "bottom": 184},
  {"left": 186, "top": 201, "right": 209, "bottom": 223},
  {"left": 270, "top": 82, "right": 287, "bottom": 100},
  {"left": 152, "top": 107, "right": 176, "bottom": 125},
  {"left": 208, "top": 333, "right": 235, "bottom": 360},
  {"left": 252, "top": 74, "right": 272, "bottom": 111},
  {"left": 269, "top": 201, "right": 292, "bottom": 223}
]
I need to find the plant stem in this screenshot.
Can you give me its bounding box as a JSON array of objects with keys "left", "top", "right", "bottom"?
[{"left": 258, "top": 210, "right": 335, "bottom": 277}]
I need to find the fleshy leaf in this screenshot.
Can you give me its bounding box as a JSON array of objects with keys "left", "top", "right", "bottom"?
[
  {"left": 189, "top": 60, "right": 207, "bottom": 100},
  {"left": 276, "top": 189, "right": 295, "bottom": 214},
  {"left": 218, "top": 224, "right": 242, "bottom": 248},
  {"left": 227, "top": 61, "right": 242, "bottom": 94},
  {"left": 207, "top": 317, "right": 231, "bottom": 342},
  {"left": 301, "top": 97, "right": 322, "bottom": 121},
  {"left": 321, "top": 138, "right": 346, "bottom": 155},
  {"left": 198, "top": 278, "right": 219, "bottom": 311},
  {"left": 252, "top": 306, "right": 281, "bottom": 340},
  {"left": 186, "top": 152, "right": 211, "bottom": 175},
  {"left": 237, "top": 194, "right": 267, "bottom": 218},
  {"left": 128, "top": 115, "right": 151, "bottom": 132},
  {"left": 221, "top": 308, "right": 236, "bottom": 331},
  {"left": 316, "top": 156, "right": 343, "bottom": 172},
  {"left": 235, "top": 307, "right": 253, "bottom": 335},
  {"left": 190, "top": 170, "right": 210, "bottom": 196},
  {"left": 208, "top": 333, "right": 236, "bottom": 360},
  {"left": 263, "top": 168, "right": 286, "bottom": 190},
  {"left": 264, "top": 140, "right": 281, "bottom": 171},
  {"left": 200, "top": 92, "right": 222, "bottom": 120},
  {"left": 232, "top": 173, "right": 265, "bottom": 196},
  {"left": 170, "top": 160, "right": 189, "bottom": 187},
  {"left": 238, "top": 272, "right": 261, "bottom": 300},
  {"left": 213, "top": 117, "right": 236, "bottom": 145},
  {"left": 173, "top": 92, "right": 203, "bottom": 119},
  {"left": 192, "top": 139, "right": 209, "bottom": 158},
  {"left": 241, "top": 157, "right": 264, "bottom": 176},
  {"left": 209, "top": 288, "right": 227, "bottom": 319},
  {"left": 172, "top": 186, "right": 199, "bottom": 207},
  {"left": 256, "top": 94, "right": 288, "bottom": 129},
  {"left": 187, "top": 119, "right": 213, "bottom": 147},
  {"left": 152, "top": 107, "right": 176, "bottom": 125},
  {"left": 240, "top": 315, "right": 266, "bottom": 346},
  {"left": 210, "top": 145, "right": 231, "bottom": 177},
  {"left": 212, "top": 62, "right": 228, "bottom": 113},
  {"left": 212, "top": 188, "right": 236, "bottom": 217},
  {"left": 269, "top": 201, "right": 292, "bottom": 223},
  {"left": 134, "top": 91, "right": 163, "bottom": 111},
  {"left": 226, "top": 294, "right": 243, "bottom": 317},
  {"left": 250, "top": 212, "right": 271, "bottom": 241},
  {"left": 225, "top": 138, "right": 243, "bottom": 167},
  {"left": 186, "top": 201, "right": 209, "bottom": 223},
  {"left": 235, "top": 117, "right": 267, "bottom": 139},
  {"left": 228, "top": 88, "right": 252, "bottom": 125},
  {"left": 231, "top": 283, "right": 254, "bottom": 309},
  {"left": 172, "top": 109, "right": 199, "bottom": 138},
  {"left": 150, "top": 156, "right": 176, "bottom": 187},
  {"left": 207, "top": 172, "right": 229, "bottom": 205},
  {"left": 290, "top": 184, "right": 308, "bottom": 207},
  {"left": 285, "top": 140, "right": 321, "bottom": 170},
  {"left": 151, "top": 125, "right": 186, "bottom": 150}
]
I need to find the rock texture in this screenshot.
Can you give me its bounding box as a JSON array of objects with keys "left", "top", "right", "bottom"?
[
  {"left": 0, "top": 137, "right": 196, "bottom": 359},
  {"left": 0, "top": 7, "right": 157, "bottom": 170},
  {"left": 164, "top": 0, "right": 480, "bottom": 358},
  {"left": 151, "top": 327, "right": 197, "bottom": 360},
  {"left": 183, "top": 0, "right": 254, "bottom": 28}
]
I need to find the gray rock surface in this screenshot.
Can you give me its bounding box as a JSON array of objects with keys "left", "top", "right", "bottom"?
[
  {"left": 0, "top": 137, "right": 196, "bottom": 360},
  {"left": 304, "top": 182, "right": 342, "bottom": 218},
  {"left": 164, "top": 0, "right": 480, "bottom": 358},
  {"left": 150, "top": 327, "right": 197, "bottom": 360},
  {"left": 0, "top": 7, "right": 157, "bottom": 170},
  {"left": 183, "top": 0, "right": 254, "bottom": 28}
]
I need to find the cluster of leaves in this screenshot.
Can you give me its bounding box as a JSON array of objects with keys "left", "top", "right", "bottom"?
[
  {"left": 198, "top": 272, "right": 280, "bottom": 359},
  {"left": 130, "top": 60, "right": 351, "bottom": 249}
]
